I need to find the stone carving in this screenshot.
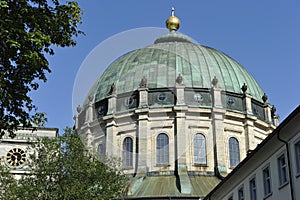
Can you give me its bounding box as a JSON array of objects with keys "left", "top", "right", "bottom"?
[
  {"left": 271, "top": 105, "right": 276, "bottom": 117},
  {"left": 76, "top": 105, "right": 82, "bottom": 113},
  {"left": 241, "top": 83, "right": 247, "bottom": 93},
  {"left": 262, "top": 93, "right": 268, "bottom": 103},
  {"left": 139, "top": 76, "right": 147, "bottom": 88},
  {"left": 212, "top": 76, "right": 218, "bottom": 87},
  {"left": 108, "top": 83, "right": 116, "bottom": 95},
  {"left": 176, "top": 74, "right": 183, "bottom": 85},
  {"left": 88, "top": 94, "right": 94, "bottom": 102}
]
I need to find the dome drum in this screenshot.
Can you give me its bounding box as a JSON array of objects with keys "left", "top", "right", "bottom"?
[{"left": 77, "top": 83, "right": 275, "bottom": 126}]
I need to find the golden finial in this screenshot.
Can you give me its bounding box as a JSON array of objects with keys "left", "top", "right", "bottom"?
[{"left": 166, "top": 7, "right": 180, "bottom": 31}]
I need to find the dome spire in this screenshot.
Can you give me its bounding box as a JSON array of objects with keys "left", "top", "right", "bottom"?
[
  {"left": 166, "top": 7, "right": 180, "bottom": 31},
  {"left": 171, "top": 6, "right": 175, "bottom": 16}
]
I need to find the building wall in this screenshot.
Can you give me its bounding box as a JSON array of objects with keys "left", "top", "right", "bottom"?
[{"left": 206, "top": 106, "right": 300, "bottom": 200}]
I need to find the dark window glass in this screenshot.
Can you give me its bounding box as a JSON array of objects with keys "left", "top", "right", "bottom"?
[
  {"left": 249, "top": 177, "right": 257, "bottom": 200},
  {"left": 263, "top": 166, "right": 272, "bottom": 196},
  {"left": 157, "top": 133, "right": 169, "bottom": 165},
  {"left": 295, "top": 141, "right": 300, "bottom": 174},
  {"left": 277, "top": 154, "right": 288, "bottom": 186},
  {"left": 238, "top": 186, "right": 244, "bottom": 200},
  {"left": 123, "top": 137, "right": 133, "bottom": 167},
  {"left": 229, "top": 137, "right": 240, "bottom": 167},
  {"left": 194, "top": 134, "right": 206, "bottom": 164}
]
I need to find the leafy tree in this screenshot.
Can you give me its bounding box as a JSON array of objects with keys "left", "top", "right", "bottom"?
[
  {"left": 0, "top": 128, "right": 128, "bottom": 199},
  {"left": 0, "top": 165, "right": 18, "bottom": 200},
  {"left": 0, "top": 0, "right": 83, "bottom": 137}
]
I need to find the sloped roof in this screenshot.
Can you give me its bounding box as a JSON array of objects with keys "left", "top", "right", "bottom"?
[{"left": 125, "top": 174, "right": 221, "bottom": 199}]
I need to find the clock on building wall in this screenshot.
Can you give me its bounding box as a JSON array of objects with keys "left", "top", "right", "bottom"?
[{"left": 6, "top": 148, "right": 26, "bottom": 167}]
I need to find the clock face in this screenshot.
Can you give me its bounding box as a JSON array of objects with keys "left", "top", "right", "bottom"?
[{"left": 6, "top": 148, "right": 26, "bottom": 167}]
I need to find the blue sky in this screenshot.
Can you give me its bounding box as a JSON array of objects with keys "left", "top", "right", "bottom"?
[{"left": 31, "top": 1, "right": 300, "bottom": 133}]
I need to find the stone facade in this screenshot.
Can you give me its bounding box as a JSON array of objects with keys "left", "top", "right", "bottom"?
[{"left": 76, "top": 82, "right": 276, "bottom": 176}]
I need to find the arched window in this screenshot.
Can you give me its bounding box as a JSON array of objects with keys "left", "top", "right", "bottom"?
[
  {"left": 194, "top": 134, "right": 206, "bottom": 164},
  {"left": 157, "top": 133, "right": 169, "bottom": 165},
  {"left": 229, "top": 137, "right": 240, "bottom": 167},
  {"left": 123, "top": 137, "right": 133, "bottom": 168}
]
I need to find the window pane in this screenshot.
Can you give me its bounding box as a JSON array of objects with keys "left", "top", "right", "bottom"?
[
  {"left": 250, "top": 177, "right": 257, "bottom": 200},
  {"left": 263, "top": 166, "right": 272, "bottom": 196},
  {"left": 295, "top": 141, "right": 300, "bottom": 174},
  {"left": 157, "top": 133, "right": 169, "bottom": 164},
  {"left": 278, "top": 154, "right": 288, "bottom": 185},
  {"left": 229, "top": 137, "right": 240, "bottom": 167},
  {"left": 194, "top": 134, "right": 206, "bottom": 164},
  {"left": 123, "top": 137, "right": 133, "bottom": 167},
  {"left": 238, "top": 186, "right": 244, "bottom": 200}
]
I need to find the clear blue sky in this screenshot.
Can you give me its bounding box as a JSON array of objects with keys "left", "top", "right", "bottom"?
[{"left": 30, "top": 1, "right": 300, "bottom": 133}]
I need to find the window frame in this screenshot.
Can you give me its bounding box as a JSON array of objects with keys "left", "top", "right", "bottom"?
[
  {"left": 238, "top": 185, "right": 244, "bottom": 200},
  {"left": 229, "top": 137, "right": 240, "bottom": 167},
  {"left": 156, "top": 133, "right": 169, "bottom": 165},
  {"left": 262, "top": 164, "right": 272, "bottom": 197},
  {"left": 294, "top": 139, "right": 300, "bottom": 176},
  {"left": 277, "top": 153, "right": 288, "bottom": 187},
  {"left": 194, "top": 133, "right": 207, "bottom": 165},
  {"left": 122, "top": 137, "right": 133, "bottom": 168},
  {"left": 249, "top": 176, "right": 257, "bottom": 200}
]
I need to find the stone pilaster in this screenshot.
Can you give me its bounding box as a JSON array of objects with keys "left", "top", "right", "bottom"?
[
  {"left": 211, "top": 81, "right": 227, "bottom": 175},
  {"left": 244, "top": 117, "right": 256, "bottom": 151},
  {"left": 175, "top": 84, "right": 185, "bottom": 106},
  {"left": 138, "top": 87, "right": 148, "bottom": 108},
  {"left": 85, "top": 95, "right": 94, "bottom": 123},
  {"left": 264, "top": 104, "right": 273, "bottom": 123},
  {"left": 107, "top": 94, "right": 117, "bottom": 115},
  {"left": 174, "top": 106, "right": 188, "bottom": 165},
  {"left": 211, "top": 107, "right": 226, "bottom": 175},
  {"left": 74, "top": 114, "right": 79, "bottom": 130},
  {"left": 105, "top": 117, "right": 117, "bottom": 157},
  {"left": 243, "top": 93, "right": 253, "bottom": 114},
  {"left": 211, "top": 87, "right": 222, "bottom": 108},
  {"left": 136, "top": 88, "right": 149, "bottom": 173},
  {"left": 136, "top": 111, "right": 148, "bottom": 174}
]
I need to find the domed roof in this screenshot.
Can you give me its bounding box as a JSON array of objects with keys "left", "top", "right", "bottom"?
[{"left": 85, "top": 31, "right": 264, "bottom": 105}]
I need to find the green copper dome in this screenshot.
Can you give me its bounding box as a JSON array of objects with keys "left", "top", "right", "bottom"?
[{"left": 85, "top": 32, "right": 264, "bottom": 105}]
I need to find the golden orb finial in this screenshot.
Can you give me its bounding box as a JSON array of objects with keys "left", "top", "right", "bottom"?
[{"left": 166, "top": 7, "right": 180, "bottom": 31}]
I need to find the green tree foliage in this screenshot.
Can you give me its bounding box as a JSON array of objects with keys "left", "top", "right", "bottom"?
[
  {"left": 0, "top": 0, "right": 83, "bottom": 137},
  {"left": 0, "top": 128, "right": 128, "bottom": 199}
]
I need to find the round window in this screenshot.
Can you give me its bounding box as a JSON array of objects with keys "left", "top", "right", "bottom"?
[
  {"left": 157, "top": 93, "right": 167, "bottom": 101},
  {"left": 194, "top": 93, "right": 203, "bottom": 103}
]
